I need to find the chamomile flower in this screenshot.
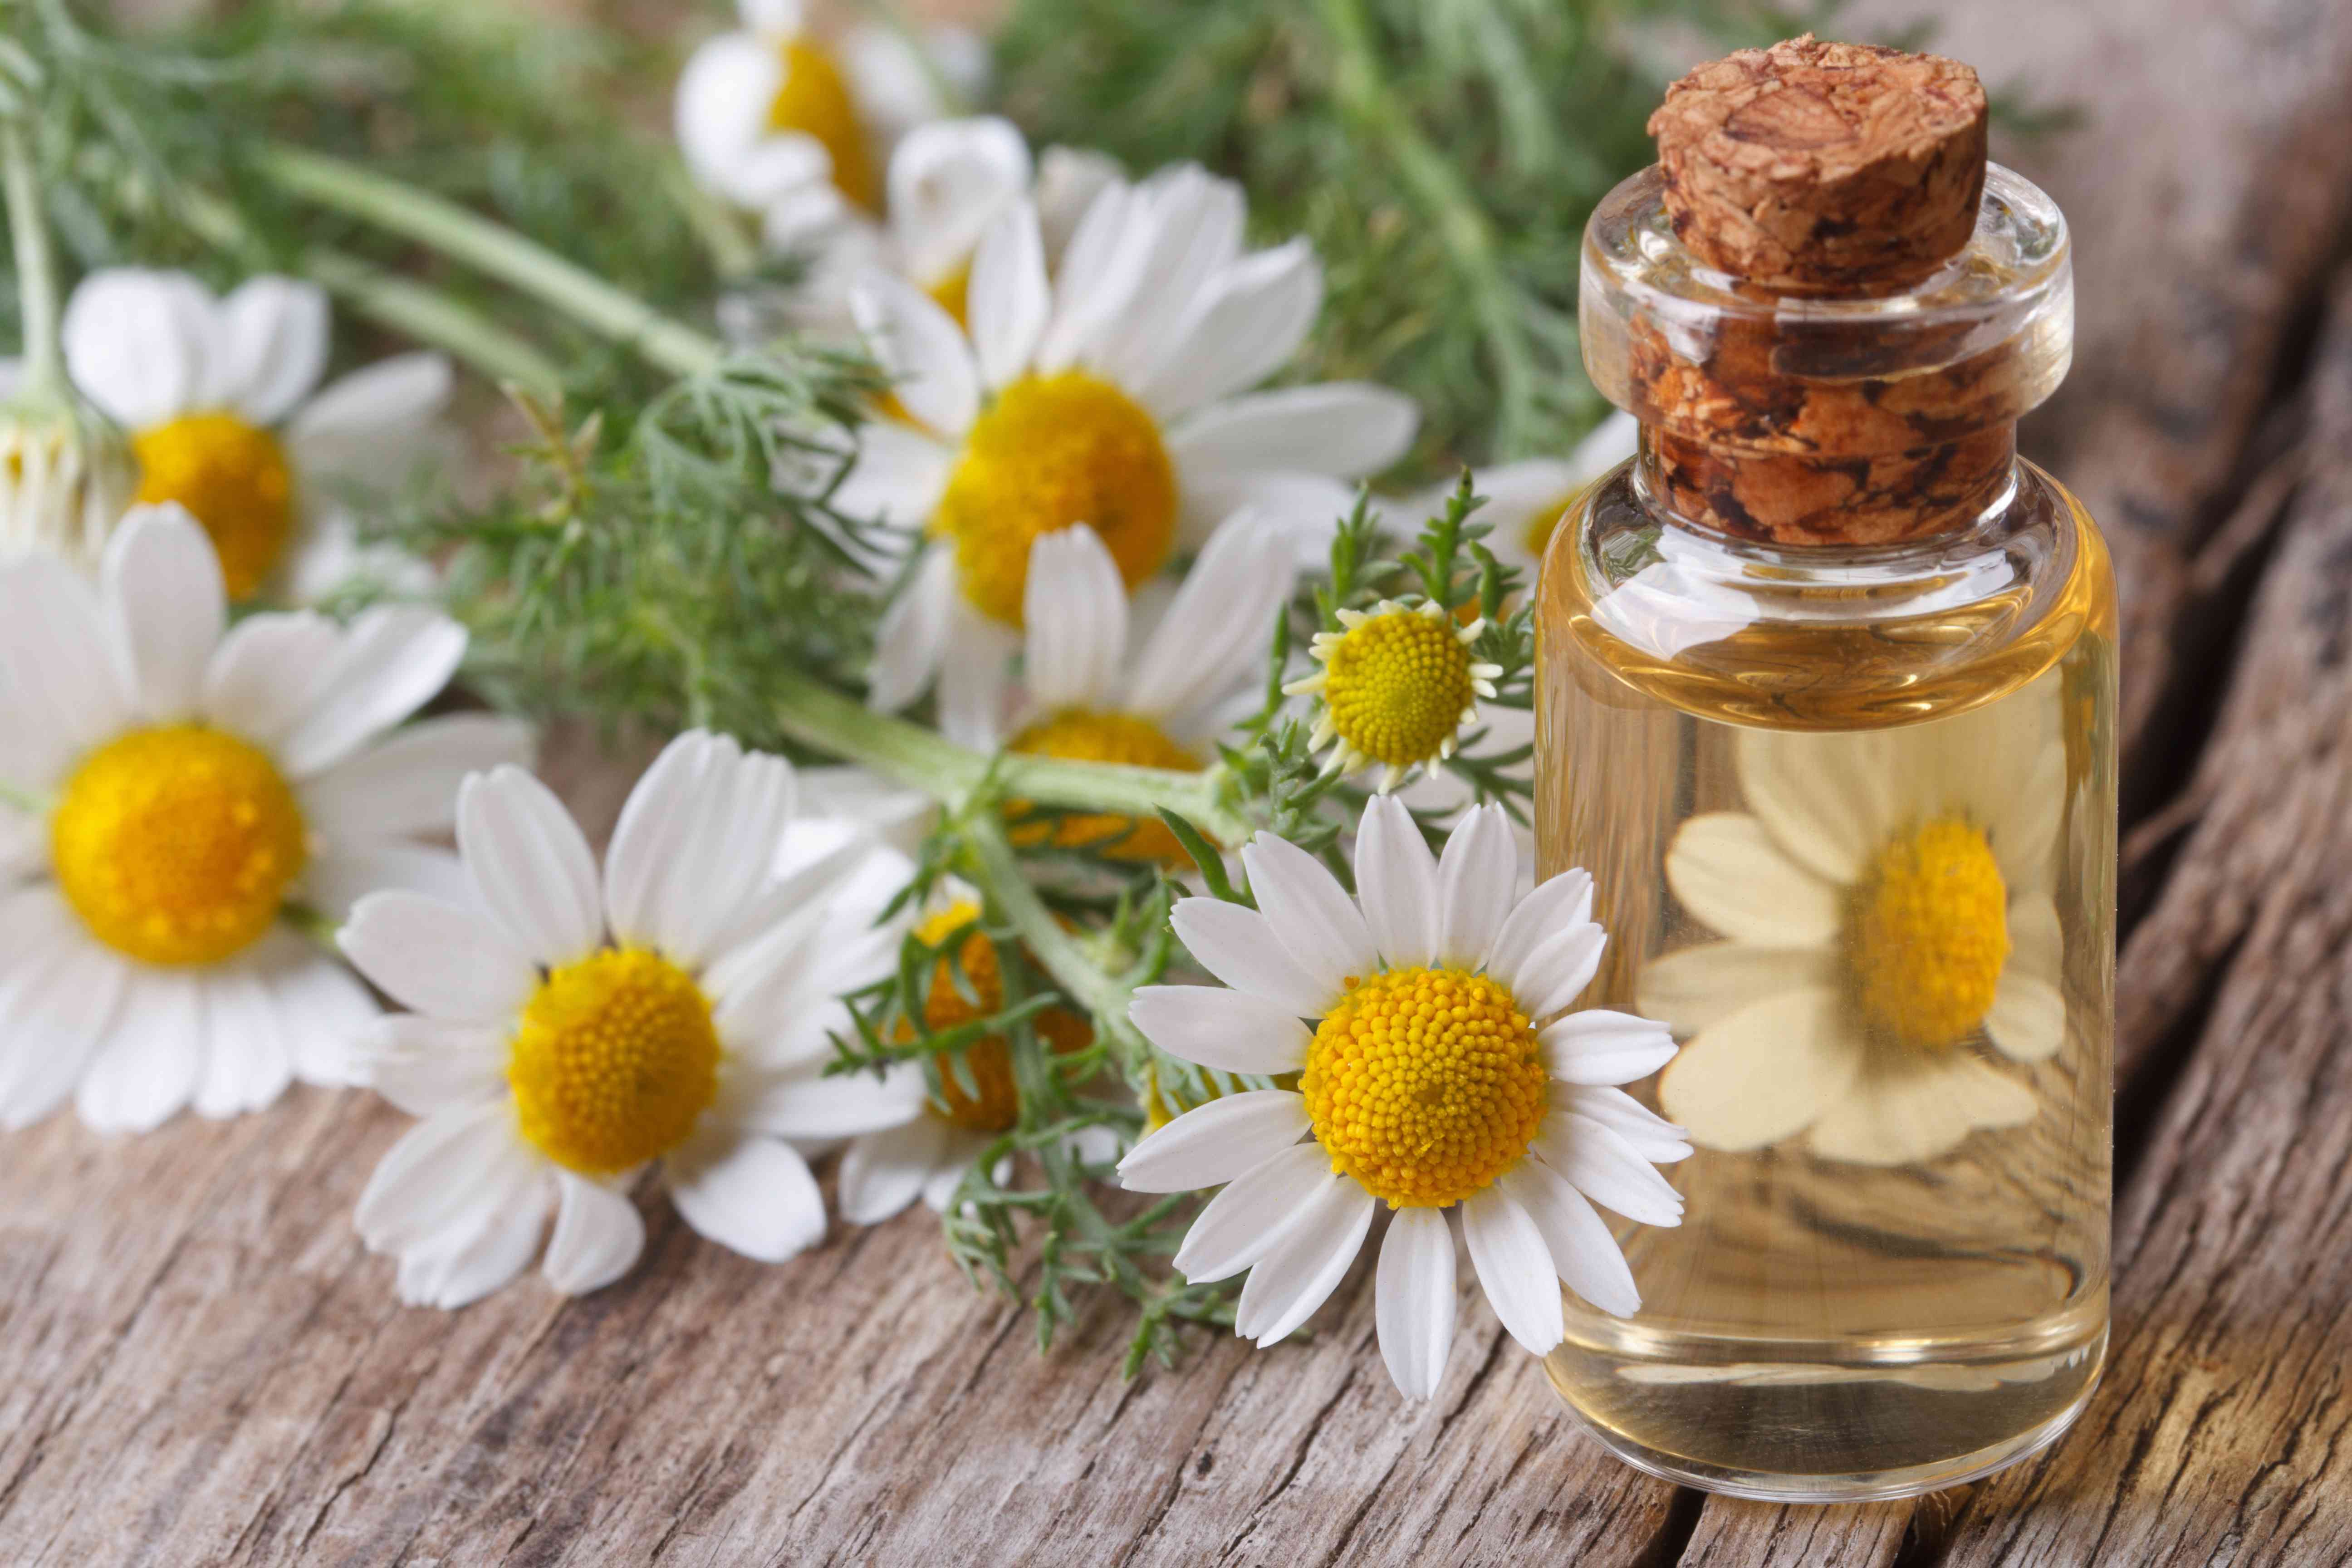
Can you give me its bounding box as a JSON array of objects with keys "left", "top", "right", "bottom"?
[
  {"left": 338, "top": 730, "right": 926, "bottom": 1307},
  {"left": 0, "top": 356, "right": 136, "bottom": 567},
  {"left": 837, "top": 891, "right": 1104, "bottom": 1223},
  {"left": 1120, "top": 797, "right": 1689, "bottom": 1398},
  {"left": 675, "top": 0, "right": 981, "bottom": 223},
  {"left": 60, "top": 269, "right": 449, "bottom": 604},
  {"left": 1285, "top": 600, "right": 1504, "bottom": 791},
  {"left": 969, "top": 519, "right": 1291, "bottom": 861},
  {"left": 848, "top": 172, "right": 1417, "bottom": 723},
  {"left": 0, "top": 506, "right": 522, "bottom": 1132}
]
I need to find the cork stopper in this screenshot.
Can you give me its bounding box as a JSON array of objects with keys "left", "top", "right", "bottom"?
[{"left": 1649, "top": 35, "right": 1988, "bottom": 296}]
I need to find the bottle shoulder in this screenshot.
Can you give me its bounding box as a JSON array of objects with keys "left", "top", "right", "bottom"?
[{"left": 1537, "top": 459, "right": 2116, "bottom": 731}]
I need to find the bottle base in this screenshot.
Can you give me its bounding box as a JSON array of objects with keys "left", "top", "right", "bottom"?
[{"left": 1544, "top": 1316, "right": 2107, "bottom": 1504}]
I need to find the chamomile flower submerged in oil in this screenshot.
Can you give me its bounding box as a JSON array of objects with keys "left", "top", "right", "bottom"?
[{"left": 1532, "top": 39, "right": 2116, "bottom": 1501}]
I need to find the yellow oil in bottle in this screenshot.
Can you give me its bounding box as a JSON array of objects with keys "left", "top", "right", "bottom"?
[{"left": 1533, "top": 461, "right": 2115, "bottom": 1500}]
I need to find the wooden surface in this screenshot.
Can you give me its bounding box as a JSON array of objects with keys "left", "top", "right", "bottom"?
[{"left": 10, "top": 0, "right": 2352, "bottom": 1562}]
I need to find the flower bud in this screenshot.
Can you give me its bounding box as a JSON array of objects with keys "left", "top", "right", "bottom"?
[{"left": 0, "top": 367, "right": 136, "bottom": 568}]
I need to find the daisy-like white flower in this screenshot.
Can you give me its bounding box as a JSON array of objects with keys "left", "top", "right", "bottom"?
[
  {"left": 0, "top": 506, "right": 522, "bottom": 1131},
  {"left": 837, "top": 887, "right": 1106, "bottom": 1222},
  {"left": 1283, "top": 600, "right": 1504, "bottom": 792},
  {"left": 338, "top": 730, "right": 927, "bottom": 1307},
  {"left": 1451, "top": 411, "right": 1639, "bottom": 587},
  {"left": 61, "top": 269, "right": 449, "bottom": 604},
  {"left": 1645, "top": 671, "right": 2069, "bottom": 1166},
  {"left": 966, "top": 519, "right": 1290, "bottom": 859},
  {"left": 848, "top": 171, "right": 1417, "bottom": 723},
  {"left": 1120, "top": 797, "right": 1690, "bottom": 1398},
  {"left": 0, "top": 356, "right": 136, "bottom": 567},
  {"left": 675, "top": 0, "right": 981, "bottom": 224}
]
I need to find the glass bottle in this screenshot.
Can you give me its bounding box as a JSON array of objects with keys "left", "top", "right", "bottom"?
[{"left": 1532, "top": 153, "right": 2116, "bottom": 1499}]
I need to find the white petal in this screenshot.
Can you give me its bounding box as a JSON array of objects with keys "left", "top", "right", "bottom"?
[
  {"left": 457, "top": 767, "right": 605, "bottom": 968},
  {"left": 1169, "top": 384, "right": 1418, "bottom": 480},
  {"left": 284, "top": 355, "right": 453, "bottom": 489},
  {"left": 1132, "top": 240, "right": 1320, "bottom": 418},
  {"left": 1177, "top": 470, "right": 1357, "bottom": 560},
  {"left": 1355, "top": 794, "right": 1438, "bottom": 970},
  {"left": 357, "top": 1098, "right": 533, "bottom": 1252},
  {"left": 870, "top": 543, "right": 956, "bottom": 712},
  {"left": 1117, "top": 1089, "right": 1309, "bottom": 1192},
  {"left": 1089, "top": 168, "right": 1247, "bottom": 390},
  {"left": 730, "top": 1060, "right": 926, "bottom": 1140},
  {"left": 0, "top": 552, "right": 135, "bottom": 785},
  {"left": 666, "top": 1130, "right": 828, "bottom": 1263},
  {"left": 1436, "top": 803, "right": 1518, "bottom": 970},
  {"left": 217, "top": 276, "right": 330, "bottom": 426},
  {"left": 76, "top": 968, "right": 204, "bottom": 1133},
  {"left": 1635, "top": 941, "right": 1839, "bottom": 1036},
  {"left": 835, "top": 421, "right": 953, "bottom": 530},
  {"left": 365, "top": 1016, "right": 508, "bottom": 1116},
  {"left": 673, "top": 33, "right": 792, "bottom": 206},
  {"left": 936, "top": 599, "right": 1018, "bottom": 750},
  {"left": 1124, "top": 509, "right": 1291, "bottom": 723},
  {"left": 838, "top": 1116, "right": 953, "bottom": 1225},
  {"left": 1657, "top": 985, "right": 1859, "bottom": 1153},
  {"left": 1034, "top": 145, "right": 1122, "bottom": 259},
  {"left": 1561, "top": 1086, "right": 1690, "bottom": 1164},
  {"left": 1375, "top": 1206, "right": 1457, "bottom": 1399},
  {"left": 612, "top": 735, "right": 798, "bottom": 967},
  {"left": 1460, "top": 1186, "right": 1564, "bottom": 1357},
  {"left": 1166, "top": 899, "right": 1334, "bottom": 1018},
  {"left": 1735, "top": 727, "right": 1897, "bottom": 886},
  {"left": 1128, "top": 985, "right": 1310, "bottom": 1076},
  {"left": 1234, "top": 1179, "right": 1374, "bottom": 1346},
  {"left": 0, "top": 893, "right": 121, "bottom": 1129},
  {"left": 1806, "top": 1053, "right": 2037, "bottom": 1165},
  {"left": 338, "top": 891, "right": 536, "bottom": 1024},
  {"left": 849, "top": 272, "right": 979, "bottom": 438},
  {"left": 261, "top": 936, "right": 381, "bottom": 1086},
  {"left": 1034, "top": 182, "right": 1155, "bottom": 373},
  {"left": 1499, "top": 1160, "right": 1641, "bottom": 1318},
  {"left": 1171, "top": 1143, "right": 1340, "bottom": 1284},
  {"left": 1531, "top": 1113, "right": 1683, "bottom": 1226},
  {"left": 60, "top": 268, "right": 221, "bottom": 428},
  {"left": 1515, "top": 923, "right": 1608, "bottom": 1021},
  {"left": 303, "top": 841, "right": 470, "bottom": 925},
  {"left": 299, "top": 714, "right": 536, "bottom": 843},
  {"left": 968, "top": 199, "right": 1049, "bottom": 390},
  {"left": 543, "top": 1173, "right": 647, "bottom": 1294},
  {"left": 102, "top": 506, "right": 225, "bottom": 721},
  {"left": 1486, "top": 870, "right": 1596, "bottom": 993},
  {"left": 395, "top": 1198, "right": 547, "bottom": 1310},
  {"left": 1022, "top": 526, "right": 1127, "bottom": 712},
  {"left": 192, "top": 966, "right": 292, "bottom": 1119},
  {"left": 1239, "top": 833, "right": 1377, "bottom": 996},
  {"left": 1985, "top": 967, "right": 2067, "bottom": 1063},
  {"left": 198, "top": 611, "right": 340, "bottom": 747},
  {"left": 275, "top": 607, "right": 468, "bottom": 778},
  {"left": 1539, "top": 1008, "right": 1679, "bottom": 1087},
  {"left": 1665, "top": 813, "right": 1843, "bottom": 948},
  {"left": 887, "top": 117, "right": 1031, "bottom": 284}
]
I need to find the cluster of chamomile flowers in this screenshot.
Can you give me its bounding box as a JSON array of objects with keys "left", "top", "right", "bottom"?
[{"left": 0, "top": 15, "right": 1682, "bottom": 1401}]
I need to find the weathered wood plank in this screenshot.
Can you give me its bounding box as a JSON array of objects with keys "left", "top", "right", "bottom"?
[{"left": 1676, "top": 1499, "right": 1913, "bottom": 1568}]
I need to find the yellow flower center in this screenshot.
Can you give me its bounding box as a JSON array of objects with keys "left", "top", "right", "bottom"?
[
  {"left": 767, "top": 38, "right": 878, "bottom": 211},
  {"left": 1851, "top": 817, "right": 2011, "bottom": 1052},
  {"left": 932, "top": 371, "right": 1178, "bottom": 626},
  {"left": 1301, "top": 966, "right": 1548, "bottom": 1209},
  {"left": 509, "top": 947, "right": 721, "bottom": 1175},
  {"left": 132, "top": 412, "right": 295, "bottom": 602},
  {"left": 907, "top": 903, "right": 1093, "bottom": 1133},
  {"left": 51, "top": 725, "right": 307, "bottom": 967},
  {"left": 1006, "top": 708, "right": 1200, "bottom": 864},
  {"left": 926, "top": 261, "right": 973, "bottom": 329},
  {"left": 1321, "top": 611, "right": 1475, "bottom": 769}
]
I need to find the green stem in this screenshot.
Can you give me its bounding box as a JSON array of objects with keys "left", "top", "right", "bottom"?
[
  {"left": 965, "top": 813, "right": 1149, "bottom": 1060},
  {"left": 1, "top": 118, "right": 64, "bottom": 391},
  {"left": 1319, "top": 0, "right": 1537, "bottom": 453},
  {"left": 174, "top": 186, "right": 565, "bottom": 394},
  {"left": 259, "top": 145, "right": 725, "bottom": 379},
  {"left": 765, "top": 672, "right": 1251, "bottom": 845}
]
